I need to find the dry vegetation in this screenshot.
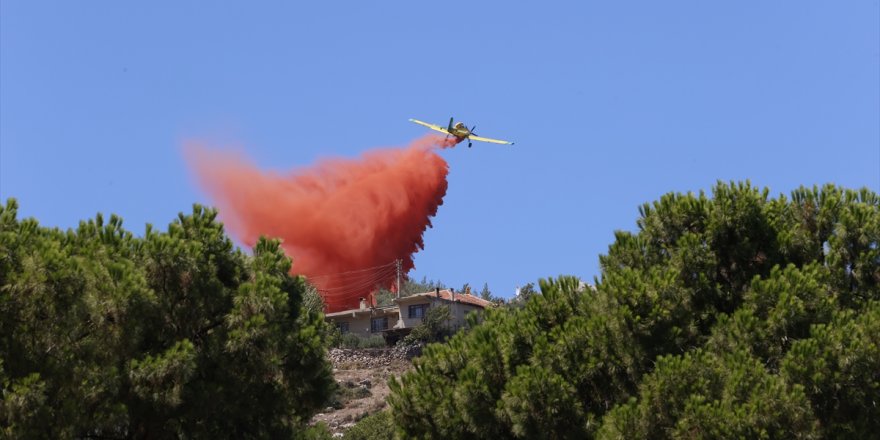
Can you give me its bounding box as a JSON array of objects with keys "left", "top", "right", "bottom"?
[{"left": 311, "top": 347, "right": 417, "bottom": 436}]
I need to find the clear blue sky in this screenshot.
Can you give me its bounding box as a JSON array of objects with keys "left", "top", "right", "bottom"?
[{"left": 2, "top": 2, "right": 878, "bottom": 298}]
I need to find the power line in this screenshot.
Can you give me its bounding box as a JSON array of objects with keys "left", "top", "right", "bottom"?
[
  {"left": 314, "top": 266, "right": 396, "bottom": 292},
  {"left": 304, "top": 260, "right": 397, "bottom": 280},
  {"left": 305, "top": 260, "right": 404, "bottom": 310},
  {"left": 317, "top": 265, "right": 396, "bottom": 287},
  {"left": 317, "top": 270, "right": 398, "bottom": 297},
  {"left": 308, "top": 267, "right": 397, "bottom": 285}
]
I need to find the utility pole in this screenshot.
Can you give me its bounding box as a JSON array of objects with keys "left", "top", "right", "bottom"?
[{"left": 396, "top": 259, "right": 402, "bottom": 299}]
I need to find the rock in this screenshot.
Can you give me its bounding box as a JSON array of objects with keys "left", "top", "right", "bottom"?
[{"left": 326, "top": 343, "right": 424, "bottom": 369}]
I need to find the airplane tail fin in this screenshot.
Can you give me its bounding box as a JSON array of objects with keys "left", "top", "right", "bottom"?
[{"left": 448, "top": 117, "right": 454, "bottom": 132}]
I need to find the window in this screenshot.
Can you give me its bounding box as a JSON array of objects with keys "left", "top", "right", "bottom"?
[
  {"left": 371, "top": 316, "right": 388, "bottom": 333},
  {"left": 409, "top": 304, "right": 429, "bottom": 319},
  {"left": 336, "top": 322, "right": 349, "bottom": 334}
]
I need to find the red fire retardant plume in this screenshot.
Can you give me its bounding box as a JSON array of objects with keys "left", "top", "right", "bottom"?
[{"left": 186, "top": 134, "right": 458, "bottom": 312}]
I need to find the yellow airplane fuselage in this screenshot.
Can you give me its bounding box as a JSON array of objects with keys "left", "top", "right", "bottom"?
[{"left": 449, "top": 122, "right": 472, "bottom": 139}]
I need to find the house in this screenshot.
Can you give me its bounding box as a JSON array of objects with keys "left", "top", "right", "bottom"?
[{"left": 324, "top": 288, "right": 496, "bottom": 342}]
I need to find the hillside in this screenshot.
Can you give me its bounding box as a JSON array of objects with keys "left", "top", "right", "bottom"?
[{"left": 311, "top": 346, "right": 418, "bottom": 436}]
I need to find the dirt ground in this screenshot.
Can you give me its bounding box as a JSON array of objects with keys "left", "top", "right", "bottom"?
[{"left": 311, "top": 351, "right": 414, "bottom": 436}]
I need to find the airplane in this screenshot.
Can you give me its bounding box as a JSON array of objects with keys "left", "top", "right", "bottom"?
[{"left": 409, "top": 117, "right": 514, "bottom": 148}]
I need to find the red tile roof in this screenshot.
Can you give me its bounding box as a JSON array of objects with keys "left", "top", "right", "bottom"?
[{"left": 400, "top": 289, "right": 496, "bottom": 309}]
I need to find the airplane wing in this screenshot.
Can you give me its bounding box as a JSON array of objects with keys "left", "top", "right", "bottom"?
[
  {"left": 469, "top": 135, "right": 514, "bottom": 145},
  {"left": 409, "top": 119, "right": 451, "bottom": 135}
]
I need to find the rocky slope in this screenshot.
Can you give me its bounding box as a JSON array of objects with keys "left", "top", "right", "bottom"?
[{"left": 311, "top": 344, "right": 421, "bottom": 436}]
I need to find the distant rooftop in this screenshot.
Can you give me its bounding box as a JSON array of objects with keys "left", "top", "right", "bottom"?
[
  {"left": 325, "top": 288, "right": 496, "bottom": 316},
  {"left": 395, "top": 288, "right": 496, "bottom": 308}
]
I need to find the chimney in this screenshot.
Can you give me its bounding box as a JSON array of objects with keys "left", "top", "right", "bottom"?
[
  {"left": 359, "top": 297, "right": 366, "bottom": 311},
  {"left": 451, "top": 287, "right": 456, "bottom": 302},
  {"left": 435, "top": 287, "right": 440, "bottom": 298}
]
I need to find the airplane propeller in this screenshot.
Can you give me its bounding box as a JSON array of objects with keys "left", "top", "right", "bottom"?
[{"left": 467, "top": 126, "right": 477, "bottom": 148}]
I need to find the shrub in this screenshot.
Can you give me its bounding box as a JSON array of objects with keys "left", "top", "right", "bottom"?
[
  {"left": 337, "top": 334, "right": 387, "bottom": 349},
  {"left": 344, "top": 410, "right": 397, "bottom": 440}
]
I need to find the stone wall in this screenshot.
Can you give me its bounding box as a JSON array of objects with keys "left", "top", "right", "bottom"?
[{"left": 327, "top": 343, "right": 423, "bottom": 369}]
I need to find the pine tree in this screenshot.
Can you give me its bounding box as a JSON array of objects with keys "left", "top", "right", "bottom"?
[
  {"left": 388, "top": 182, "right": 880, "bottom": 439},
  {"left": 0, "top": 201, "right": 335, "bottom": 438}
]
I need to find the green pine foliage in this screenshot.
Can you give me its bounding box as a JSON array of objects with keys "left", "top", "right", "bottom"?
[
  {"left": 781, "top": 302, "right": 880, "bottom": 438},
  {"left": 0, "top": 201, "right": 335, "bottom": 438},
  {"left": 389, "top": 182, "right": 880, "bottom": 439},
  {"left": 598, "top": 349, "right": 820, "bottom": 439},
  {"left": 403, "top": 304, "right": 453, "bottom": 344},
  {"left": 343, "top": 410, "right": 397, "bottom": 440},
  {"left": 478, "top": 282, "right": 504, "bottom": 304},
  {"left": 401, "top": 276, "right": 446, "bottom": 297}
]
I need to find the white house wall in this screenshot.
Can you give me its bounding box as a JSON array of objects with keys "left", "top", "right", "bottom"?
[{"left": 326, "top": 296, "right": 489, "bottom": 338}]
